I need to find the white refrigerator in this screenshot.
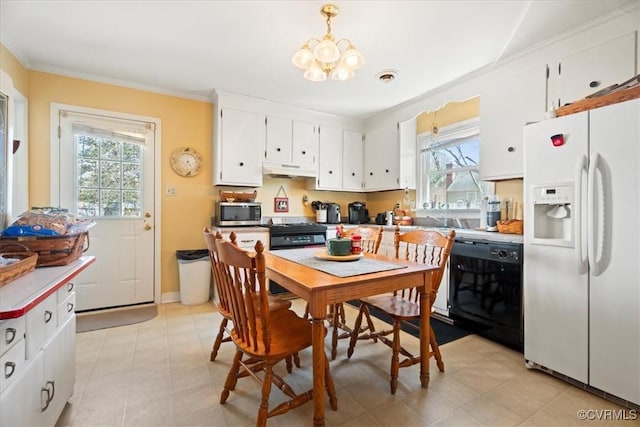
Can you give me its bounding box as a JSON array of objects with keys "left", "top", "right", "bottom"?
[{"left": 523, "top": 98, "right": 639, "bottom": 406}]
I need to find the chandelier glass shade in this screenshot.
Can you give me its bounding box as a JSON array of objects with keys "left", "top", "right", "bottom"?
[{"left": 292, "top": 4, "right": 364, "bottom": 82}]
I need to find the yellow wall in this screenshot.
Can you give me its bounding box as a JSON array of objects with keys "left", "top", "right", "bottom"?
[
  {"left": 416, "top": 96, "right": 479, "bottom": 134},
  {"left": 0, "top": 44, "right": 28, "bottom": 94}
]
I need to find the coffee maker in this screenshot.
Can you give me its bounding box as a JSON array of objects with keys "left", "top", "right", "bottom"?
[{"left": 348, "top": 201, "right": 369, "bottom": 224}]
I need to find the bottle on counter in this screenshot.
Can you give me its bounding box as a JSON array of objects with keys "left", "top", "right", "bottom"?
[{"left": 350, "top": 234, "right": 362, "bottom": 254}]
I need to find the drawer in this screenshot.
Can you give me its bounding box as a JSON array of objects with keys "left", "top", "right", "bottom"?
[
  {"left": 0, "top": 317, "right": 25, "bottom": 358},
  {"left": 56, "top": 281, "right": 76, "bottom": 304},
  {"left": 58, "top": 292, "right": 76, "bottom": 325},
  {"left": 25, "top": 293, "right": 57, "bottom": 359},
  {"left": 0, "top": 338, "right": 25, "bottom": 393}
]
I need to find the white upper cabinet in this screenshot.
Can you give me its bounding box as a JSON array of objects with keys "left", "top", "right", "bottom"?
[
  {"left": 265, "top": 116, "right": 292, "bottom": 164},
  {"left": 398, "top": 118, "right": 417, "bottom": 190},
  {"left": 265, "top": 117, "right": 318, "bottom": 169},
  {"left": 480, "top": 59, "right": 546, "bottom": 180},
  {"left": 342, "top": 130, "right": 364, "bottom": 191},
  {"left": 315, "top": 126, "right": 343, "bottom": 190},
  {"left": 364, "top": 122, "right": 400, "bottom": 190},
  {"left": 292, "top": 120, "right": 318, "bottom": 168},
  {"left": 549, "top": 32, "right": 637, "bottom": 108},
  {"left": 214, "top": 108, "right": 264, "bottom": 186}
]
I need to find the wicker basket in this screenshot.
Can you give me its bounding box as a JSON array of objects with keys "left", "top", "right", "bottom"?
[
  {"left": 0, "top": 232, "right": 89, "bottom": 267},
  {"left": 0, "top": 250, "right": 38, "bottom": 286},
  {"left": 496, "top": 220, "right": 523, "bottom": 234},
  {"left": 219, "top": 190, "right": 257, "bottom": 202}
]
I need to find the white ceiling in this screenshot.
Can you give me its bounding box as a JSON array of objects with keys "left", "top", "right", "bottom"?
[{"left": 0, "top": 1, "right": 636, "bottom": 119}]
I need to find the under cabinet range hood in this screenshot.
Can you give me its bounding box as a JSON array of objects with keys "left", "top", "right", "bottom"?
[{"left": 262, "top": 161, "right": 316, "bottom": 178}]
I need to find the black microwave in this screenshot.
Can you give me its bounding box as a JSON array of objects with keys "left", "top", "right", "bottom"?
[{"left": 215, "top": 202, "right": 262, "bottom": 226}]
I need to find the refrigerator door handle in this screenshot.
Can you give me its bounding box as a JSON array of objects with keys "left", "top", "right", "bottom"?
[
  {"left": 575, "top": 155, "right": 588, "bottom": 274},
  {"left": 587, "top": 152, "right": 603, "bottom": 276}
]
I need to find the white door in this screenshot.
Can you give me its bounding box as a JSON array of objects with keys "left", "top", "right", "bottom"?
[
  {"left": 54, "top": 106, "right": 157, "bottom": 311},
  {"left": 588, "top": 99, "right": 640, "bottom": 405}
]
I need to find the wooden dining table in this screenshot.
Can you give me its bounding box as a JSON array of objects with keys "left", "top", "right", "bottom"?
[{"left": 264, "top": 250, "right": 439, "bottom": 426}]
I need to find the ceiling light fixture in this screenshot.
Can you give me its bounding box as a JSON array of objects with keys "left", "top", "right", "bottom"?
[{"left": 292, "top": 3, "right": 364, "bottom": 82}]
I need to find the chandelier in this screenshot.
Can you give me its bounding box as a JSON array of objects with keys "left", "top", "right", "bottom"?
[{"left": 292, "top": 3, "right": 365, "bottom": 82}]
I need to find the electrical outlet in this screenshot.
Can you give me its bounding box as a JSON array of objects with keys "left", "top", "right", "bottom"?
[{"left": 166, "top": 186, "right": 177, "bottom": 196}]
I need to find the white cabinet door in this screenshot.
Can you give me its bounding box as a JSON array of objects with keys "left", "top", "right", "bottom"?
[
  {"left": 0, "top": 349, "right": 44, "bottom": 427},
  {"left": 342, "top": 130, "right": 363, "bottom": 191},
  {"left": 292, "top": 120, "right": 318, "bottom": 168},
  {"left": 551, "top": 32, "right": 636, "bottom": 107},
  {"left": 480, "top": 59, "right": 545, "bottom": 180},
  {"left": 398, "top": 119, "right": 417, "bottom": 190},
  {"left": 217, "top": 108, "right": 264, "bottom": 186},
  {"left": 42, "top": 317, "right": 76, "bottom": 427},
  {"left": 316, "top": 126, "right": 343, "bottom": 190},
  {"left": 265, "top": 116, "right": 292, "bottom": 164},
  {"left": 432, "top": 261, "right": 449, "bottom": 316},
  {"left": 364, "top": 124, "right": 399, "bottom": 190}
]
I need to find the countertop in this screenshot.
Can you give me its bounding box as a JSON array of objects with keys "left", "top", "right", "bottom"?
[
  {"left": 326, "top": 224, "right": 523, "bottom": 244},
  {"left": 0, "top": 256, "right": 96, "bottom": 319},
  {"left": 210, "top": 223, "right": 523, "bottom": 244}
]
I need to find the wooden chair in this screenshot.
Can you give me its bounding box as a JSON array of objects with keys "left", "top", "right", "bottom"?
[
  {"left": 215, "top": 238, "right": 338, "bottom": 426},
  {"left": 328, "top": 226, "right": 383, "bottom": 359},
  {"left": 347, "top": 226, "right": 455, "bottom": 394},
  {"left": 203, "top": 227, "right": 292, "bottom": 363}
]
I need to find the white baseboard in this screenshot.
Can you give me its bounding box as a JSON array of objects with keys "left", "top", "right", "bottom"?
[{"left": 161, "top": 292, "right": 181, "bottom": 303}]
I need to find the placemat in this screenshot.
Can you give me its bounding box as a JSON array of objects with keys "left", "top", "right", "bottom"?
[{"left": 270, "top": 248, "right": 407, "bottom": 278}]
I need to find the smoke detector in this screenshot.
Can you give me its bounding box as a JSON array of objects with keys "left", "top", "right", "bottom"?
[{"left": 376, "top": 69, "right": 398, "bottom": 83}]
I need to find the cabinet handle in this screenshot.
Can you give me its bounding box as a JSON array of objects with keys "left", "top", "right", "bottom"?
[
  {"left": 369, "top": 172, "right": 373, "bottom": 176},
  {"left": 507, "top": 146, "right": 515, "bottom": 152},
  {"left": 5, "top": 327, "right": 16, "bottom": 344},
  {"left": 276, "top": 147, "right": 281, "bottom": 152},
  {"left": 67, "top": 282, "right": 74, "bottom": 292},
  {"left": 47, "top": 380, "right": 56, "bottom": 403},
  {"left": 41, "top": 387, "right": 51, "bottom": 412},
  {"left": 328, "top": 170, "right": 333, "bottom": 174},
  {"left": 385, "top": 169, "right": 389, "bottom": 173},
  {"left": 351, "top": 172, "right": 355, "bottom": 176},
  {"left": 67, "top": 302, "right": 75, "bottom": 313},
  {"left": 44, "top": 310, "right": 53, "bottom": 324},
  {"left": 4, "top": 361, "right": 16, "bottom": 379},
  {"left": 302, "top": 150, "right": 306, "bottom": 155},
  {"left": 589, "top": 80, "right": 600, "bottom": 88}
]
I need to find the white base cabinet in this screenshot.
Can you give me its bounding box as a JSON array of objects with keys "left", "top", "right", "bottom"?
[{"left": 0, "top": 257, "right": 93, "bottom": 427}]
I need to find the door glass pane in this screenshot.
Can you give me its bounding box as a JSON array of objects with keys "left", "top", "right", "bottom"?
[{"left": 75, "top": 134, "right": 143, "bottom": 218}]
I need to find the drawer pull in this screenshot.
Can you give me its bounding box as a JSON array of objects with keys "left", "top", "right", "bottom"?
[
  {"left": 44, "top": 310, "right": 53, "bottom": 324},
  {"left": 4, "top": 361, "right": 16, "bottom": 379},
  {"left": 4, "top": 328, "right": 16, "bottom": 344},
  {"left": 67, "top": 302, "right": 74, "bottom": 313},
  {"left": 67, "top": 282, "right": 74, "bottom": 292},
  {"left": 40, "top": 380, "right": 55, "bottom": 411},
  {"left": 41, "top": 387, "right": 50, "bottom": 411}
]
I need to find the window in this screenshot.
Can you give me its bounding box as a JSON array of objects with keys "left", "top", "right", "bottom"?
[{"left": 418, "top": 118, "right": 483, "bottom": 210}]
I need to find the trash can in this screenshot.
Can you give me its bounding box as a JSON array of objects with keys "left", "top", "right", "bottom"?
[{"left": 176, "top": 249, "right": 211, "bottom": 305}]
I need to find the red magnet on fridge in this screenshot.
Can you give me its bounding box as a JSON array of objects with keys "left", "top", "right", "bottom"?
[{"left": 551, "top": 134, "right": 564, "bottom": 146}]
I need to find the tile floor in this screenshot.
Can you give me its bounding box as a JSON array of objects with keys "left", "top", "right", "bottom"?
[{"left": 57, "top": 300, "right": 637, "bottom": 427}]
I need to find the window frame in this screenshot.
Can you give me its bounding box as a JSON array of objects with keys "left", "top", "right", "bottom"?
[{"left": 416, "top": 117, "right": 490, "bottom": 218}]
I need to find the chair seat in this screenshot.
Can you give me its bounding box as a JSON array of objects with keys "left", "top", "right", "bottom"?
[
  {"left": 231, "top": 309, "right": 314, "bottom": 359},
  {"left": 219, "top": 294, "right": 291, "bottom": 319},
  {"left": 361, "top": 294, "right": 421, "bottom": 320}
]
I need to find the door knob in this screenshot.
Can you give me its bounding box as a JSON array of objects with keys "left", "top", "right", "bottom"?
[
  {"left": 144, "top": 224, "right": 152, "bottom": 231},
  {"left": 144, "top": 212, "right": 151, "bottom": 218}
]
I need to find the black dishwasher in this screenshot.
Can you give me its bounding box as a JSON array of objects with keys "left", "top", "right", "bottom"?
[{"left": 448, "top": 237, "right": 523, "bottom": 351}]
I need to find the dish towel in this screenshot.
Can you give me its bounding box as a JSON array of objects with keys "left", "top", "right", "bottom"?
[{"left": 270, "top": 248, "right": 407, "bottom": 278}]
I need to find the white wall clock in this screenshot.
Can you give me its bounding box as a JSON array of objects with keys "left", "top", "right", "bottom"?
[{"left": 170, "top": 147, "right": 202, "bottom": 177}]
